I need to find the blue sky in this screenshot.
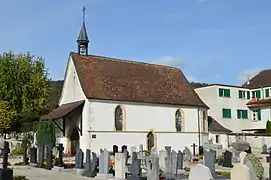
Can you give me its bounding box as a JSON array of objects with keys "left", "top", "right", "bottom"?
[{"left": 1, "top": 0, "right": 271, "bottom": 85}]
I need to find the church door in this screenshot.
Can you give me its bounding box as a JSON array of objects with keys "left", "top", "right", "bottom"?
[
  {"left": 70, "top": 128, "right": 80, "bottom": 155},
  {"left": 147, "top": 131, "right": 155, "bottom": 152}
]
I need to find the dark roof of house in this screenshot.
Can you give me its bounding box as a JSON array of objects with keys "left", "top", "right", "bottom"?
[
  {"left": 208, "top": 116, "right": 232, "bottom": 133},
  {"left": 70, "top": 52, "right": 208, "bottom": 108},
  {"left": 242, "top": 69, "right": 271, "bottom": 89},
  {"left": 48, "top": 100, "right": 85, "bottom": 119},
  {"left": 191, "top": 83, "right": 243, "bottom": 89}
]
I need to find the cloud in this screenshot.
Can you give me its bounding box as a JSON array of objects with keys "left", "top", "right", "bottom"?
[
  {"left": 153, "top": 56, "right": 185, "bottom": 69},
  {"left": 237, "top": 69, "right": 260, "bottom": 84},
  {"left": 186, "top": 75, "right": 201, "bottom": 83}
]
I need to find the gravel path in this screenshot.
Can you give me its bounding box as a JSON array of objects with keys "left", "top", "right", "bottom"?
[{"left": 12, "top": 166, "right": 94, "bottom": 180}]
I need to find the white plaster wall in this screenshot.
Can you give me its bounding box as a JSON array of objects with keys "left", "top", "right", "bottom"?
[
  {"left": 196, "top": 85, "right": 252, "bottom": 133},
  {"left": 88, "top": 100, "right": 204, "bottom": 132},
  {"left": 88, "top": 132, "right": 201, "bottom": 154},
  {"left": 209, "top": 133, "right": 231, "bottom": 148},
  {"left": 59, "top": 56, "right": 86, "bottom": 105},
  {"left": 250, "top": 108, "right": 271, "bottom": 129}
]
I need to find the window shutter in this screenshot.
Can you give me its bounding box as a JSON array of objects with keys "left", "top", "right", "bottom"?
[
  {"left": 256, "top": 90, "right": 261, "bottom": 98},
  {"left": 219, "top": 88, "right": 223, "bottom": 97},
  {"left": 225, "top": 89, "right": 231, "bottom": 97},
  {"left": 243, "top": 110, "right": 248, "bottom": 119},
  {"left": 237, "top": 110, "right": 241, "bottom": 119},
  {"left": 266, "top": 89, "right": 270, "bottom": 98},
  {"left": 238, "top": 91, "right": 243, "bottom": 98},
  {"left": 228, "top": 109, "right": 231, "bottom": 118},
  {"left": 257, "top": 109, "right": 261, "bottom": 121},
  {"left": 246, "top": 91, "right": 250, "bottom": 99}
]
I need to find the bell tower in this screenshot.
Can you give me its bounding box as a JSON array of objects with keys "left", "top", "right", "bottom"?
[{"left": 77, "top": 6, "right": 89, "bottom": 56}]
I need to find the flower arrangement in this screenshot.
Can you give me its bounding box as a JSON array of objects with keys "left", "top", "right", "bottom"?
[{"left": 244, "top": 153, "right": 264, "bottom": 180}]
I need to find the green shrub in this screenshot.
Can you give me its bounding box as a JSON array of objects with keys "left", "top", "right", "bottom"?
[
  {"left": 36, "top": 116, "right": 56, "bottom": 148},
  {"left": 11, "top": 146, "right": 23, "bottom": 155},
  {"left": 244, "top": 153, "right": 264, "bottom": 180},
  {"left": 266, "top": 120, "right": 271, "bottom": 133}
]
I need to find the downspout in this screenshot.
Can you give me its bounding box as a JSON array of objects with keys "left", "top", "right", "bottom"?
[{"left": 197, "top": 108, "right": 201, "bottom": 147}]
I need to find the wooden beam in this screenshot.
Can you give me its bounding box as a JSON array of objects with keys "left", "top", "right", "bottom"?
[{"left": 53, "top": 120, "right": 64, "bottom": 136}]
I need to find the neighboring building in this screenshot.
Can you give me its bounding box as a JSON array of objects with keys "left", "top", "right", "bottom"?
[
  {"left": 194, "top": 70, "right": 271, "bottom": 148},
  {"left": 47, "top": 12, "right": 209, "bottom": 155}
]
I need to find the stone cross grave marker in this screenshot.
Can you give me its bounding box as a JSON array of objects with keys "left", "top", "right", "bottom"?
[
  {"left": 56, "top": 143, "right": 64, "bottom": 167},
  {"left": 204, "top": 149, "right": 216, "bottom": 178},
  {"left": 190, "top": 143, "right": 197, "bottom": 156},
  {"left": 0, "top": 141, "right": 13, "bottom": 180},
  {"left": 2, "top": 141, "right": 10, "bottom": 169}
]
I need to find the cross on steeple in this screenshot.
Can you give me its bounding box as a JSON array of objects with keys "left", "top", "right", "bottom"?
[{"left": 82, "top": 6, "right": 86, "bottom": 23}]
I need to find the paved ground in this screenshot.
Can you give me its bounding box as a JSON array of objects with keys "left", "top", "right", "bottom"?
[{"left": 13, "top": 166, "right": 94, "bottom": 180}]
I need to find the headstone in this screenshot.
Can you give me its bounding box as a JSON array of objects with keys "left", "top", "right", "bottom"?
[
  {"left": 92, "top": 152, "right": 98, "bottom": 175},
  {"left": 222, "top": 150, "right": 233, "bottom": 168},
  {"left": 177, "top": 150, "right": 184, "bottom": 170},
  {"left": 165, "top": 146, "right": 172, "bottom": 179},
  {"left": 158, "top": 150, "right": 167, "bottom": 169},
  {"left": 262, "top": 144, "right": 268, "bottom": 154},
  {"left": 115, "top": 153, "right": 126, "bottom": 179},
  {"left": 0, "top": 142, "right": 13, "bottom": 180},
  {"left": 231, "top": 152, "right": 251, "bottom": 180},
  {"left": 30, "top": 147, "right": 37, "bottom": 164},
  {"left": 45, "top": 145, "right": 53, "bottom": 170},
  {"left": 96, "top": 149, "right": 113, "bottom": 179},
  {"left": 199, "top": 146, "right": 204, "bottom": 155},
  {"left": 127, "top": 152, "right": 141, "bottom": 178},
  {"left": 75, "top": 149, "right": 84, "bottom": 169},
  {"left": 55, "top": 143, "right": 64, "bottom": 167},
  {"left": 113, "top": 145, "right": 118, "bottom": 155},
  {"left": 38, "top": 145, "right": 44, "bottom": 168},
  {"left": 146, "top": 156, "right": 159, "bottom": 180},
  {"left": 171, "top": 150, "right": 178, "bottom": 178},
  {"left": 82, "top": 149, "right": 95, "bottom": 177},
  {"left": 121, "top": 145, "right": 127, "bottom": 153},
  {"left": 183, "top": 147, "right": 192, "bottom": 162},
  {"left": 188, "top": 164, "right": 213, "bottom": 180},
  {"left": 22, "top": 143, "right": 29, "bottom": 165},
  {"left": 203, "top": 149, "right": 216, "bottom": 178},
  {"left": 191, "top": 143, "right": 197, "bottom": 156}
]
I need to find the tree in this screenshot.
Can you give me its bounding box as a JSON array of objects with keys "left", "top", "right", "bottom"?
[
  {"left": 0, "top": 51, "right": 50, "bottom": 131},
  {"left": 0, "top": 101, "right": 17, "bottom": 133},
  {"left": 36, "top": 116, "right": 56, "bottom": 148}
]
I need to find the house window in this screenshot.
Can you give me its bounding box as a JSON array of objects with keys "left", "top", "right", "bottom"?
[
  {"left": 215, "top": 135, "right": 220, "bottom": 143},
  {"left": 265, "top": 88, "right": 270, "bottom": 98},
  {"left": 115, "top": 105, "right": 124, "bottom": 131},
  {"left": 253, "top": 109, "right": 261, "bottom": 121},
  {"left": 238, "top": 90, "right": 250, "bottom": 99},
  {"left": 175, "top": 109, "right": 184, "bottom": 132},
  {"left": 237, "top": 109, "right": 248, "bottom": 119},
  {"left": 252, "top": 90, "right": 261, "bottom": 98},
  {"left": 222, "top": 109, "right": 231, "bottom": 118},
  {"left": 218, "top": 88, "right": 231, "bottom": 97}
]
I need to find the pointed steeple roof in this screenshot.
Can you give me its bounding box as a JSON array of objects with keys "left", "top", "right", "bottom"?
[{"left": 77, "top": 22, "right": 89, "bottom": 42}]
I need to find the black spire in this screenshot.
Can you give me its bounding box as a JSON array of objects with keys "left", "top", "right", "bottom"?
[{"left": 77, "top": 6, "right": 89, "bottom": 56}]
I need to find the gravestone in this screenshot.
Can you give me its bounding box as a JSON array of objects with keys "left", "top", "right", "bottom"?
[
  {"left": 191, "top": 143, "right": 197, "bottom": 156},
  {"left": 55, "top": 143, "right": 64, "bottom": 167},
  {"left": 183, "top": 147, "right": 192, "bottom": 162},
  {"left": 231, "top": 152, "right": 251, "bottom": 180},
  {"left": 146, "top": 155, "right": 159, "bottom": 180},
  {"left": 165, "top": 146, "right": 172, "bottom": 179},
  {"left": 204, "top": 149, "right": 216, "bottom": 178},
  {"left": 30, "top": 147, "right": 37, "bottom": 164},
  {"left": 115, "top": 153, "right": 126, "bottom": 179},
  {"left": 127, "top": 152, "right": 146, "bottom": 180},
  {"left": 121, "top": 145, "right": 127, "bottom": 153},
  {"left": 82, "top": 149, "right": 95, "bottom": 177},
  {"left": 75, "top": 149, "right": 84, "bottom": 169},
  {"left": 38, "top": 145, "right": 44, "bottom": 168},
  {"left": 262, "top": 144, "right": 268, "bottom": 154},
  {"left": 189, "top": 164, "right": 213, "bottom": 180},
  {"left": 45, "top": 145, "right": 53, "bottom": 170},
  {"left": 158, "top": 150, "right": 167, "bottom": 169},
  {"left": 113, "top": 145, "right": 118, "bottom": 155},
  {"left": 170, "top": 150, "right": 178, "bottom": 178},
  {"left": 96, "top": 149, "right": 113, "bottom": 179},
  {"left": 0, "top": 141, "right": 13, "bottom": 180},
  {"left": 222, "top": 150, "right": 233, "bottom": 168},
  {"left": 199, "top": 146, "right": 204, "bottom": 155},
  {"left": 22, "top": 143, "right": 29, "bottom": 165},
  {"left": 92, "top": 152, "right": 98, "bottom": 174},
  {"left": 177, "top": 150, "right": 184, "bottom": 170}
]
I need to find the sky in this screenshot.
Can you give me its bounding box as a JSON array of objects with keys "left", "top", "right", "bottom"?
[{"left": 1, "top": 0, "right": 271, "bottom": 85}]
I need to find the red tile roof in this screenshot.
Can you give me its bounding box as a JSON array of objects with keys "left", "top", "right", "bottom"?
[
  {"left": 70, "top": 52, "right": 208, "bottom": 108},
  {"left": 242, "top": 69, "right": 271, "bottom": 89}
]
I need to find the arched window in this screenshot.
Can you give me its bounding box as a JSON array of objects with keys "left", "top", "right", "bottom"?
[
  {"left": 115, "top": 105, "right": 124, "bottom": 131},
  {"left": 175, "top": 109, "right": 184, "bottom": 132}
]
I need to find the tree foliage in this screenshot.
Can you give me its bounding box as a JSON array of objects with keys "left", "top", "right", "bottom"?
[
  {"left": 36, "top": 116, "right": 56, "bottom": 148},
  {"left": 0, "top": 101, "right": 17, "bottom": 133},
  {"left": 266, "top": 120, "right": 271, "bottom": 133},
  {"left": 0, "top": 51, "right": 50, "bottom": 131}
]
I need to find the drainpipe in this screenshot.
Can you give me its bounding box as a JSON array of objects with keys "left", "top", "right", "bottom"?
[{"left": 197, "top": 108, "right": 201, "bottom": 147}]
